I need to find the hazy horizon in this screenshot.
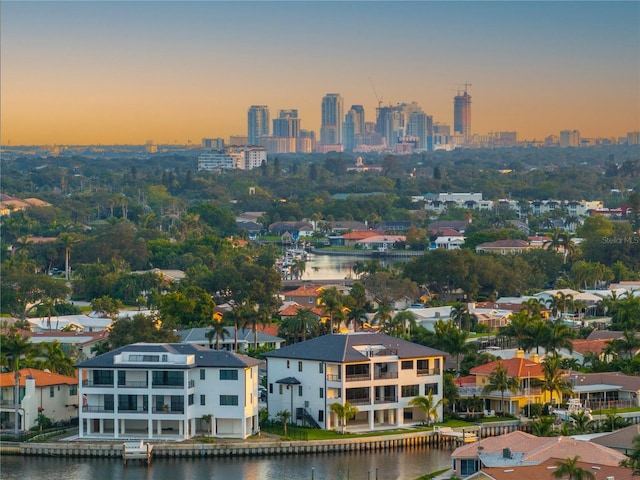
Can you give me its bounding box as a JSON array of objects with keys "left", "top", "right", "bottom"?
[{"left": 2, "top": 1, "right": 639, "bottom": 146}]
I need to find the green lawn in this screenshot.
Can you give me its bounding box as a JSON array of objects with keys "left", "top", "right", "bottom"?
[{"left": 414, "top": 468, "right": 450, "bottom": 480}]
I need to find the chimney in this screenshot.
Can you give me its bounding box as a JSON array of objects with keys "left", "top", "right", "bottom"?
[
  {"left": 515, "top": 349, "right": 525, "bottom": 359},
  {"left": 531, "top": 353, "right": 540, "bottom": 363}
]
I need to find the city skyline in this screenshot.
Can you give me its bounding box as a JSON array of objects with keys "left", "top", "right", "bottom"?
[{"left": 1, "top": 1, "right": 639, "bottom": 146}]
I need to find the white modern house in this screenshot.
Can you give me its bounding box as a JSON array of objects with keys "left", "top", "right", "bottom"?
[
  {"left": 77, "top": 343, "right": 261, "bottom": 440},
  {"left": 264, "top": 333, "right": 446, "bottom": 432},
  {"left": 179, "top": 327, "right": 285, "bottom": 352},
  {"left": 0, "top": 368, "right": 79, "bottom": 430}
]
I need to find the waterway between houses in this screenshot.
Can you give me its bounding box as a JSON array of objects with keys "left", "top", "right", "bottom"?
[{"left": 1, "top": 446, "right": 454, "bottom": 480}]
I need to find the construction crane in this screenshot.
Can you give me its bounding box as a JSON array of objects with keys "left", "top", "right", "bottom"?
[
  {"left": 455, "top": 82, "right": 472, "bottom": 95},
  {"left": 369, "top": 77, "right": 383, "bottom": 108}
]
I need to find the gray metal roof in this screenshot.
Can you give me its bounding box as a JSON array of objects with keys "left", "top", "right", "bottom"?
[
  {"left": 263, "top": 333, "right": 446, "bottom": 363},
  {"left": 76, "top": 343, "right": 262, "bottom": 369}
]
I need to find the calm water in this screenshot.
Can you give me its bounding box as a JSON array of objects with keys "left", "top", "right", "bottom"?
[
  {"left": 301, "top": 254, "right": 410, "bottom": 281},
  {"left": 0, "top": 446, "right": 453, "bottom": 480}
]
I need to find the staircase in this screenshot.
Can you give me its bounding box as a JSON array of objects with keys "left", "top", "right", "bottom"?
[{"left": 296, "top": 407, "right": 321, "bottom": 429}]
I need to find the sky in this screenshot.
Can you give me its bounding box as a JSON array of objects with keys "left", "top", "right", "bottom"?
[{"left": 1, "top": 1, "right": 639, "bottom": 146}]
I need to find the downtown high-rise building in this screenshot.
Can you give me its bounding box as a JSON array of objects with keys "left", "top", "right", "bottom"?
[
  {"left": 320, "top": 93, "right": 344, "bottom": 145},
  {"left": 453, "top": 87, "right": 472, "bottom": 143},
  {"left": 273, "top": 109, "right": 301, "bottom": 138},
  {"left": 343, "top": 105, "right": 365, "bottom": 151},
  {"left": 248, "top": 105, "right": 270, "bottom": 145}
]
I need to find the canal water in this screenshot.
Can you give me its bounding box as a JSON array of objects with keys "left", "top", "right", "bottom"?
[
  {"left": 301, "top": 254, "right": 412, "bottom": 281},
  {"left": 0, "top": 446, "right": 453, "bottom": 480}
]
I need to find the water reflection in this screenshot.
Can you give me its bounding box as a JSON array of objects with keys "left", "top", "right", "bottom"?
[{"left": 302, "top": 254, "right": 410, "bottom": 281}]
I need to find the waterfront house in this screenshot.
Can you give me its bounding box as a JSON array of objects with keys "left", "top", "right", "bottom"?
[
  {"left": 459, "top": 352, "right": 548, "bottom": 415},
  {"left": 77, "top": 343, "right": 261, "bottom": 440},
  {"left": 263, "top": 333, "right": 446, "bottom": 432},
  {"left": 0, "top": 368, "right": 78, "bottom": 430},
  {"left": 451, "top": 429, "right": 628, "bottom": 477},
  {"left": 475, "top": 239, "right": 531, "bottom": 255},
  {"left": 566, "top": 371, "right": 640, "bottom": 410}
]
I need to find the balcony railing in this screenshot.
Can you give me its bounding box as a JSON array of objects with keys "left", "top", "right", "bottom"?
[
  {"left": 326, "top": 374, "right": 341, "bottom": 382},
  {"left": 459, "top": 387, "right": 541, "bottom": 398},
  {"left": 117, "top": 406, "right": 149, "bottom": 413},
  {"left": 82, "top": 380, "right": 114, "bottom": 388},
  {"left": 374, "top": 396, "right": 398, "bottom": 404},
  {"left": 345, "top": 373, "right": 371, "bottom": 382},
  {"left": 0, "top": 399, "right": 19, "bottom": 407},
  {"left": 374, "top": 371, "right": 398, "bottom": 380},
  {"left": 188, "top": 380, "right": 195, "bottom": 388},
  {"left": 151, "top": 383, "right": 184, "bottom": 389},
  {"left": 346, "top": 397, "right": 371, "bottom": 406},
  {"left": 82, "top": 405, "right": 114, "bottom": 413},
  {"left": 152, "top": 408, "right": 184, "bottom": 414},
  {"left": 116, "top": 381, "right": 148, "bottom": 388},
  {"left": 417, "top": 368, "right": 440, "bottom": 377}
]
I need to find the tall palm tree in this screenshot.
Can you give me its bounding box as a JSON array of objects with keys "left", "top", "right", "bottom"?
[
  {"left": 276, "top": 410, "right": 292, "bottom": 437},
  {"left": 541, "top": 354, "right": 573, "bottom": 407},
  {"left": 523, "top": 319, "right": 550, "bottom": 355},
  {"left": 612, "top": 330, "right": 640, "bottom": 359},
  {"left": 500, "top": 311, "right": 533, "bottom": 350},
  {"left": 223, "top": 307, "right": 249, "bottom": 352},
  {"left": 544, "top": 319, "right": 575, "bottom": 354},
  {"left": 450, "top": 303, "right": 476, "bottom": 332},
  {"left": 482, "top": 361, "right": 519, "bottom": 415},
  {"left": 552, "top": 456, "right": 595, "bottom": 480},
  {"left": 434, "top": 319, "right": 470, "bottom": 375},
  {"left": 291, "top": 308, "right": 319, "bottom": 342},
  {"left": 330, "top": 401, "right": 359, "bottom": 434},
  {"left": 39, "top": 340, "right": 75, "bottom": 376},
  {"left": 373, "top": 303, "right": 394, "bottom": 330},
  {"left": 207, "top": 322, "right": 229, "bottom": 350},
  {"left": 547, "top": 292, "right": 574, "bottom": 319},
  {"left": 409, "top": 390, "right": 447, "bottom": 426},
  {"left": 1, "top": 329, "right": 34, "bottom": 432},
  {"left": 319, "top": 287, "right": 345, "bottom": 333}
]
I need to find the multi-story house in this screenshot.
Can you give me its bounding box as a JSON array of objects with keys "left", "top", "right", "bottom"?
[
  {"left": 264, "top": 333, "right": 446, "bottom": 432},
  {"left": 77, "top": 343, "right": 261, "bottom": 440},
  {"left": 0, "top": 368, "right": 79, "bottom": 430}
]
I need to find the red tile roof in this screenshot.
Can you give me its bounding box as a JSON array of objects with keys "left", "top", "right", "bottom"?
[
  {"left": 572, "top": 339, "right": 611, "bottom": 355},
  {"left": 480, "top": 457, "right": 634, "bottom": 480},
  {"left": 279, "top": 303, "right": 324, "bottom": 317},
  {"left": 0, "top": 368, "right": 77, "bottom": 388},
  {"left": 470, "top": 358, "right": 543, "bottom": 378},
  {"left": 284, "top": 285, "right": 323, "bottom": 297},
  {"left": 341, "top": 230, "right": 382, "bottom": 240}
]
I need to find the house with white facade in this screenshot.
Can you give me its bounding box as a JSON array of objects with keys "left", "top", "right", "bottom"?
[
  {"left": 179, "top": 327, "right": 285, "bottom": 352},
  {"left": 77, "top": 343, "right": 261, "bottom": 440},
  {"left": 0, "top": 368, "right": 79, "bottom": 430},
  {"left": 264, "top": 333, "right": 446, "bottom": 432}
]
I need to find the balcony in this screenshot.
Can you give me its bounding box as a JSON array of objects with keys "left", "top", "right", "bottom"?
[
  {"left": 374, "top": 396, "right": 398, "bottom": 405},
  {"left": 346, "top": 397, "right": 371, "bottom": 406},
  {"left": 326, "top": 374, "right": 341, "bottom": 382},
  {"left": 151, "top": 383, "right": 184, "bottom": 389},
  {"left": 188, "top": 380, "right": 195, "bottom": 388},
  {"left": 117, "top": 406, "right": 149, "bottom": 413},
  {"left": 374, "top": 371, "right": 398, "bottom": 380},
  {"left": 82, "top": 380, "right": 114, "bottom": 388},
  {"left": 82, "top": 405, "right": 114, "bottom": 413},
  {"left": 417, "top": 368, "right": 440, "bottom": 377},
  {"left": 152, "top": 407, "right": 184, "bottom": 414},
  {"left": 0, "top": 399, "right": 19, "bottom": 407},
  {"left": 345, "top": 373, "right": 371, "bottom": 382},
  {"left": 116, "top": 381, "right": 148, "bottom": 388}
]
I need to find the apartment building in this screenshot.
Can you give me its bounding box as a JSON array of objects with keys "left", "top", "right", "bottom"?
[
  {"left": 77, "top": 343, "right": 261, "bottom": 440},
  {"left": 264, "top": 333, "right": 446, "bottom": 432}
]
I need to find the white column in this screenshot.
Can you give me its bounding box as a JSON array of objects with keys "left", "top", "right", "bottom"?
[
  {"left": 79, "top": 417, "right": 84, "bottom": 438},
  {"left": 157, "top": 419, "right": 162, "bottom": 437},
  {"left": 179, "top": 420, "right": 184, "bottom": 438},
  {"left": 120, "top": 418, "right": 125, "bottom": 436},
  {"left": 114, "top": 416, "right": 119, "bottom": 439},
  {"left": 190, "top": 418, "right": 196, "bottom": 439},
  {"left": 376, "top": 410, "right": 384, "bottom": 426},
  {"left": 86, "top": 418, "right": 91, "bottom": 436},
  {"left": 148, "top": 418, "right": 153, "bottom": 439},
  {"left": 99, "top": 419, "right": 104, "bottom": 434},
  {"left": 368, "top": 410, "right": 374, "bottom": 430},
  {"left": 396, "top": 407, "right": 404, "bottom": 426}
]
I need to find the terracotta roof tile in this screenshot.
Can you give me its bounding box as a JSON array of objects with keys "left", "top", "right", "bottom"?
[
  {"left": 0, "top": 368, "right": 77, "bottom": 388},
  {"left": 470, "top": 358, "right": 543, "bottom": 378}
]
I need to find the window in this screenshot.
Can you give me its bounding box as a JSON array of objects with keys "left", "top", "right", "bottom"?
[
  {"left": 279, "top": 384, "right": 283, "bottom": 395},
  {"left": 118, "top": 395, "right": 138, "bottom": 411},
  {"left": 319, "top": 363, "right": 324, "bottom": 374},
  {"left": 287, "top": 360, "right": 290, "bottom": 369},
  {"left": 188, "top": 394, "right": 194, "bottom": 406},
  {"left": 104, "top": 395, "right": 114, "bottom": 411},
  {"left": 200, "top": 369, "right": 205, "bottom": 380},
  {"left": 220, "top": 370, "right": 238, "bottom": 380},
  {"left": 50, "top": 386, "right": 54, "bottom": 398},
  {"left": 200, "top": 395, "right": 206, "bottom": 406},
  {"left": 118, "top": 371, "right": 127, "bottom": 386},
  {"left": 417, "top": 359, "right": 429, "bottom": 373},
  {"left": 298, "top": 386, "right": 303, "bottom": 397},
  {"left": 319, "top": 388, "right": 324, "bottom": 399},
  {"left": 269, "top": 383, "right": 273, "bottom": 394},
  {"left": 318, "top": 410, "right": 324, "bottom": 422},
  {"left": 425, "top": 383, "right": 439, "bottom": 395},
  {"left": 220, "top": 395, "right": 239, "bottom": 406},
  {"left": 152, "top": 371, "right": 183, "bottom": 387},
  {"left": 171, "top": 395, "right": 184, "bottom": 413},
  {"left": 401, "top": 385, "right": 419, "bottom": 397},
  {"left": 70, "top": 385, "right": 77, "bottom": 396},
  {"left": 298, "top": 361, "right": 303, "bottom": 372},
  {"left": 460, "top": 459, "right": 478, "bottom": 476},
  {"left": 93, "top": 370, "right": 114, "bottom": 386},
  {"left": 401, "top": 360, "right": 413, "bottom": 370}
]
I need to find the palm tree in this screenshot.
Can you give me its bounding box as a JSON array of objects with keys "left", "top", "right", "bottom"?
[
  {"left": 544, "top": 319, "right": 575, "bottom": 354},
  {"left": 434, "top": 319, "right": 470, "bottom": 375},
  {"left": 620, "top": 434, "right": 640, "bottom": 474},
  {"left": 1, "top": 329, "right": 34, "bottom": 433},
  {"left": 319, "top": 287, "right": 345, "bottom": 333},
  {"left": 291, "top": 308, "right": 319, "bottom": 342},
  {"left": 276, "top": 410, "right": 291, "bottom": 437},
  {"left": 530, "top": 415, "right": 555, "bottom": 437},
  {"left": 206, "top": 322, "right": 229, "bottom": 350},
  {"left": 547, "top": 292, "right": 574, "bottom": 320},
  {"left": 290, "top": 259, "right": 306, "bottom": 280},
  {"left": 523, "top": 319, "right": 550, "bottom": 355},
  {"left": 373, "top": 303, "right": 394, "bottom": 330},
  {"left": 612, "top": 330, "right": 640, "bottom": 359},
  {"left": 224, "top": 307, "right": 249, "bottom": 352},
  {"left": 450, "top": 303, "right": 477, "bottom": 332},
  {"left": 201, "top": 413, "right": 213, "bottom": 436},
  {"left": 409, "top": 390, "right": 447, "bottom": 426},
  {"left": 330, "top": 401, "right": 359, "bottom": 434},
  {"left": 500, "top": 311, "right": 533, "bottom": 350},
  {"left": 541, "top": 354, "right": 573, "bottom": 407},
  {"left": 552, "top": 456, "right": 595, "bottom": 480},
  {"left": 570, "top": 410, "right": 594, "bottom": 434},
  {"left": 39, "top": 340, "right": 75, "bottom": 376},
  {"left": 482, "top": 361, "right": 519, "bottom": 415}
]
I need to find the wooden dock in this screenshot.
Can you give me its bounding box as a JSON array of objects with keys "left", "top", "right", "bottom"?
[{"left": 123, "top": 441, "right": 153, "bottom": 465}]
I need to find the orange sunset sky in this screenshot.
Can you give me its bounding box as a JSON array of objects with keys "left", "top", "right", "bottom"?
[{"left": 1, "top": 1, "right": 639, "bottom": 146}]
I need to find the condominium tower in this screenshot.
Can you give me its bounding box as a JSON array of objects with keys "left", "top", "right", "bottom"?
[
  {"left": 248, "top": 105, "right": 270, "bottom": 145},
  {"left": 320, "top": 94, "right": 343, "bottom": 145},
  {"left": 453, "top": 88, "right": 471, "bottom": 144}
]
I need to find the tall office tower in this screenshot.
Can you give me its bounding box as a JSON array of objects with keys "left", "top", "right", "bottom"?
[
  {"left": 453, "top": 87, "right": 472, "bottom": 143},
  {"left": 407, "top": 111, "right": 433, "bottom": 150},
  {"left": 559, "top": 130, "right": 580, "bottom": 147},
  {"left": 248, "top": 105, "right": 270, "bottom": 145},
  {"left": 349, "top": 105, "right": 365, "bottom": 134},
  {"left": 343, "top": 109, "right": 356, "bottom": 151},
  {"left": 320, "top": 93, "right": 344, "bottom": 145},
  {"left": 273, "top": 109, "right": 301, "bottom": 138}
]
